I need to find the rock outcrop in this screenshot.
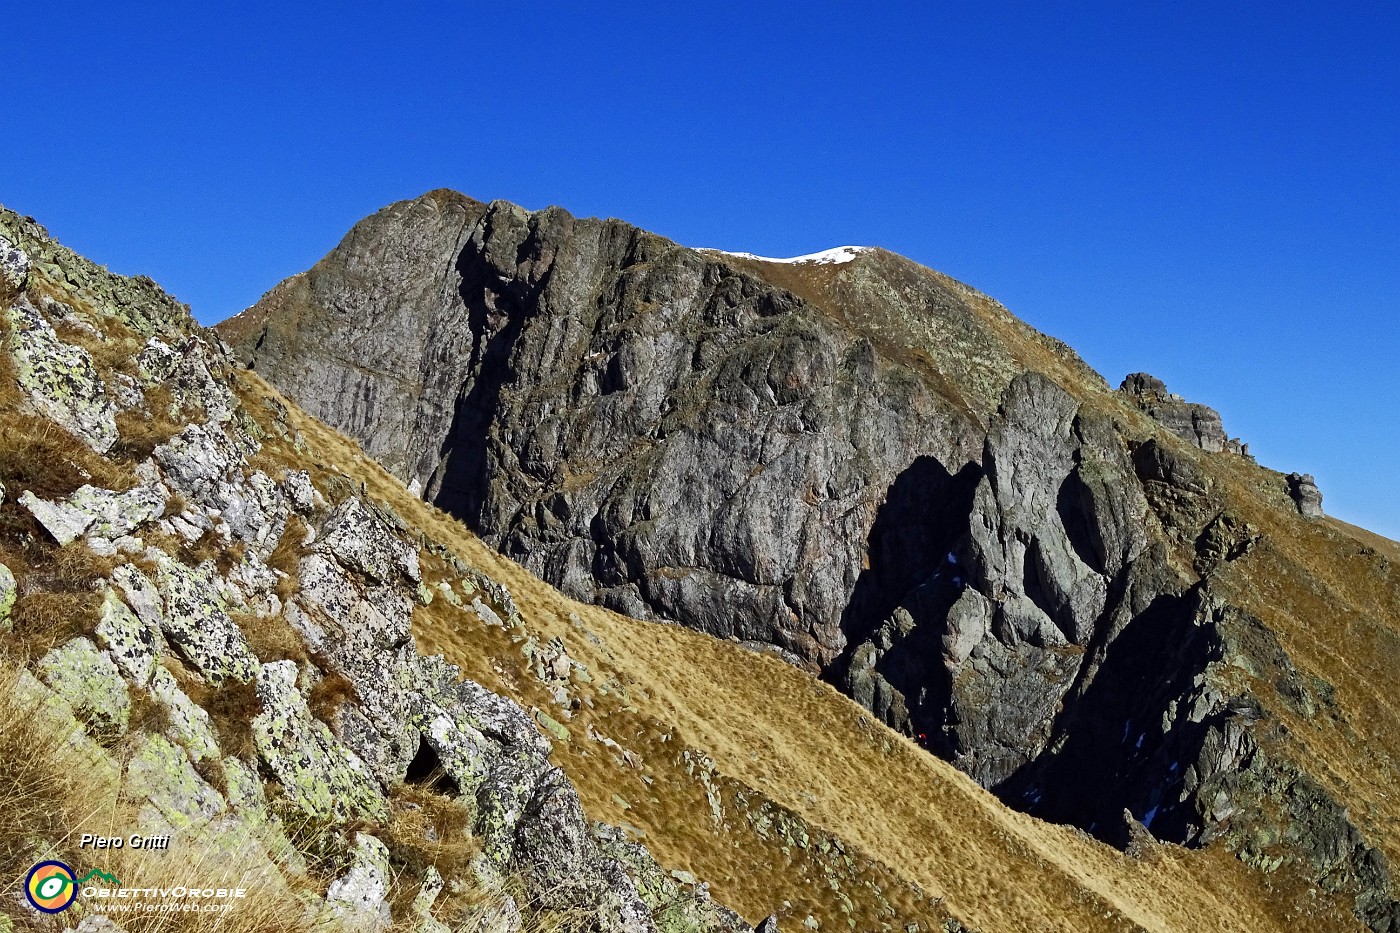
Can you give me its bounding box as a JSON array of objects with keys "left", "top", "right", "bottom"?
[
  {"left": 1287, "top": 471, "right": 1325, "bottom": 518},
  {"left": 1117, "top": 372, "right": 1243, "bottom": 454}
]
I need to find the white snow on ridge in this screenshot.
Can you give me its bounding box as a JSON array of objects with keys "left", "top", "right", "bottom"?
[{"left": 698, "top": 245, "right": 873, "bottom": 265}]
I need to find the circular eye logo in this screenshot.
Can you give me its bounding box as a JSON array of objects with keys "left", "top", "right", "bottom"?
[{"left": 25, "top": 860, "right": 77, "bottom": 913}]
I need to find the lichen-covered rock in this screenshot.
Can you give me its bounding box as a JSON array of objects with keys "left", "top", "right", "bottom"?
[
  {"left": 281, "top": 469, "right": 321, "bottom": 514},
  {"left": 292, "top": 547, "right": 419, "bottom": 782},
  {"left": 318, "top": 496, "right": 421, "bottom": 585},
  {"left": 0, "top": 233, "right": 28, "bottom": 292},
  {"left": 323, "top": 833, "right": 392, "bottom": 932},
  {"left": 152, "top": 423, "right": 291, "bottom": 555},
  {"left": 148, "top": 666, "right": 221, "bottom": 762},
  {"left": 251, "top": 661, "right": 387, "bottom": 821},
  {"left": 5, "top": 296, "right": 118, "bottom": 452},
  {"left": 0, "top": 234, "right": 29, "bottom": 307},
  {"left": 14, "top": 670, "right": 120, "bottom": 787},
  {"left": 150, "top": 553, "right": 260, "bottom": 683},
  {"left": 153, "top": 422, "right": 242, "bottom": 499},
  {"left": 0, "top": 561, "right": 16, "bottom": 629},
  {"left": 19, "top": 490, "right": 94, "bottom": 546},
  {"left": 18, "top": 465, "right": 168, "bottom": 546},
  {"left": 510, "top": 767, "right": 614, "bottom": 913},
  {"left": 94, "top": 588, "right": 162, "bottom": 686},
  {"left": 125, "top": 733, "right": 225, "bottom": 827},
  {"left": 408, "top": 866, "right": 449, "bottom": 933},
  {"left": 36, "top": 637, "right": 131, "bottom": 737},
  {"left": 136, "top": 336, "right": 235, "bottom": 424}
]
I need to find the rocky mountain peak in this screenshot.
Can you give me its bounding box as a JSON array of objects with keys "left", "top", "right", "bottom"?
[{"left": 221, "top": 190, "right": 1399, "bottom": 932}]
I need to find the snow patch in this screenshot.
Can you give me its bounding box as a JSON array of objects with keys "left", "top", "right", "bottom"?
[{"left": 699, "top": 245, "right": 873, "bottom": 265}]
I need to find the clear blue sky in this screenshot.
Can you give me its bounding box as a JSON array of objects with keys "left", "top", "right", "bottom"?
[{"left": 3, "top": 3, "right": 1397, "bottom": 538}]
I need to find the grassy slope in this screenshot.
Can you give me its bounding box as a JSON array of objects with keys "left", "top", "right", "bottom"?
[{"left": 245, "top": 369, "right": 1349, "bottom": 933}]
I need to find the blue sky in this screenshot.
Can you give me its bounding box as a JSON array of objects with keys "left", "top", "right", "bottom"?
[{"left": 3, "top": 3, "right": 1397, "bottom": 538}]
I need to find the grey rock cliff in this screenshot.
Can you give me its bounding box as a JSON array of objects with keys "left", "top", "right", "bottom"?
[
  {"left": 225, "top": 192, "right": 1019, "bottom": 668},
  {"left": 222, "top": 192, "right": 1396, "bottom": 930}
]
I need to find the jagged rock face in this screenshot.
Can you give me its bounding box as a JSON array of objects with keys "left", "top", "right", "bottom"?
[
  {"left": 226, "top": 192, "right": 997, "bottom": 668},
  {"left": 934, "top": 374, "right": 1160, "bottom": 786}
]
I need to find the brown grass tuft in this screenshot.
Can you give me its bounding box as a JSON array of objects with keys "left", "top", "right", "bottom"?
[
  {"left": 176, "top": 668, "right": 262, "bottom": 762},
  {"left": 6, "top": 540, "right": 116, "bottom": 661},
  {"left": 379, "top": 784, "right": 478, "bottom": 923},
  {"left": 0, "top": 656, "right": 120, "bottom": 898},
  {"left": 111, "top": 386, "right": 184, "bottom": 465},
  {"left": 236, "top": 609, "right": 310, "bottom": 665},
  {"left": 266, "top": 516, "right": 307, "bottom": 603},
  {"left": 308, "top": 671, "right": 358, "bottom": 726}
]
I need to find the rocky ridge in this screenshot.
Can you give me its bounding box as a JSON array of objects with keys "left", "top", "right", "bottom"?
[
  {"left": 0, "top": 210, "right": 832, "bottom": 932},
  {"left": 224, "top": 190, "right": 1400, "bottom": 932}
]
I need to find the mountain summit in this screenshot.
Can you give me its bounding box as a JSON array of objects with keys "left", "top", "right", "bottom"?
[{"left": 222, "top": 189, "right": 1400, "bottom": 931}]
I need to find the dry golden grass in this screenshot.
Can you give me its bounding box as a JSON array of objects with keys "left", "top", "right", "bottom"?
[
  {"left": 112, "top": 385, "right": 185, "bottom": 465},
  {"left": 1191, "top": 452, "right": 1400, "bottom": 876},
  {"left": 2, "top": 535, "right": 117, "bottom": 662},
  {"left": 89, "top": 827, "right": 314, "bottom": 933},
  {"left": 234, "top": 369, "right": 1356, "bottom": 932},
  {"left": 236, "top": 607, "right": 311, "bottom": 666},
  {"left": 0, "top": 410, "right": 137, "bottom": 499},
  {"left": 0, "top": 659, "right": 120, "bottom": 896},
  {"left": 172, "top": 660, "right": 261, "bottom": 762}
]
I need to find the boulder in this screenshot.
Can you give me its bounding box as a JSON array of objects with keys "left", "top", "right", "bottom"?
[
  {"left": 148, "top": 665, "right": 221, "bottom": 762},
  {"left": 317, "top": 496, "right": 421, "bottom": 585},
  {"left": 125, "top": 733, "right": 225, "bottom": 827},
  {"left": 323, "top": 833, "right": 393, "bottom": 932},
  {"left": 36, "top": 637, "right": 131, "bottom": 737},
  {"left": 251, "top": 661, "right": 387, "bottom": 821},
  {"left": 18, "top": 464, "right": 168, "bottom": 546},
  {"left": 149, "top": 554, "right": 260, "bottom": 683}
]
